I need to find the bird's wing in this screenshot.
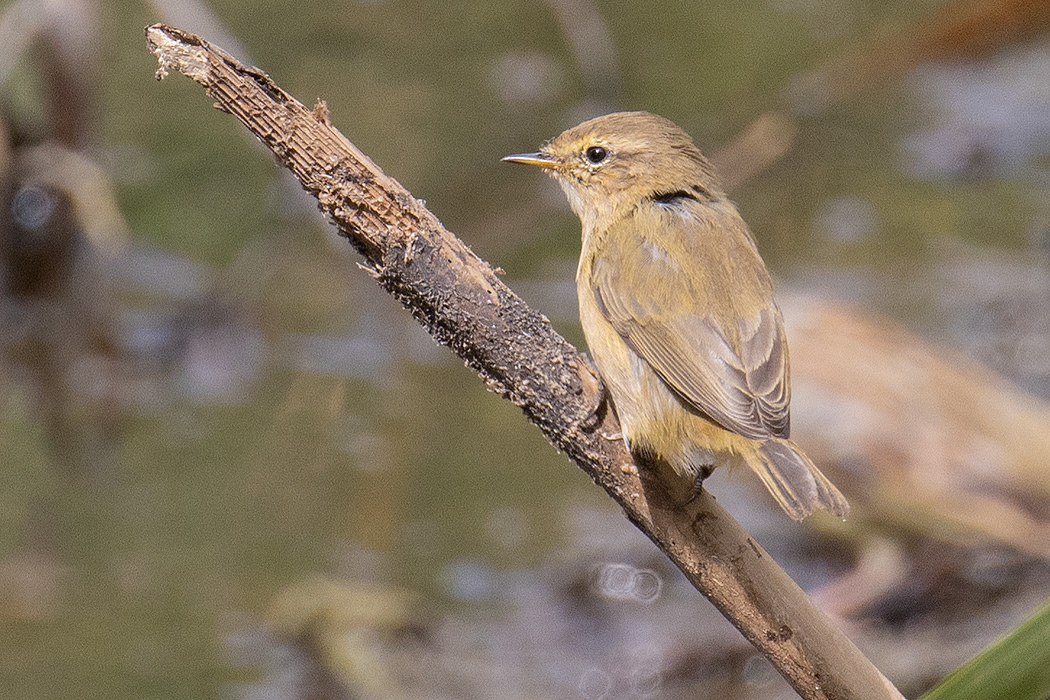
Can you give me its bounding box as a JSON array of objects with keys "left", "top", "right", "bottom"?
[{"left": 589, "top": 203, "right": 790, "bottom": 440}]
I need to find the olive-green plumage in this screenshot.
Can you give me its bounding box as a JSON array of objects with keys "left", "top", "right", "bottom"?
[{"left": 504, "top": 111, "right": 848, "bottom": 520}]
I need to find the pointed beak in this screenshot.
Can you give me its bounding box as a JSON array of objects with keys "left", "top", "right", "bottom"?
[{"left": 501, "top": 152, "right": 561, "bottom": 169}]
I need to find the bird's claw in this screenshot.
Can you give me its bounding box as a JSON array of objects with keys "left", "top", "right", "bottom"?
[{"left": 576, "top": 353, "right": 609, "bottom": 432}]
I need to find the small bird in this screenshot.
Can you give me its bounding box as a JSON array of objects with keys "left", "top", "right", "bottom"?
[{"left": 504, "top": 111, "right": 848, "bottom": 520}]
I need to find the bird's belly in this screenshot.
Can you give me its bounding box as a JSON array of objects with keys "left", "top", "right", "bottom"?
[{"left": 578, "top": 287, "right": 746, "bottom": 478}]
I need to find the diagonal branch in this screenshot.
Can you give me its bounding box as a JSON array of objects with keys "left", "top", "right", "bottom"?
[{"left": 145, "top": 24, "right": 903, "bottom": 700}]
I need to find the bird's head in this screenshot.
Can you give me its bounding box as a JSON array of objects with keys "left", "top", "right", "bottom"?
[{"left": 503, "top": 111, "right": 724, "bottom": 226}]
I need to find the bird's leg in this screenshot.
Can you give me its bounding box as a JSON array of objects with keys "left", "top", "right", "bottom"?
[
  {"left": 694, "top": 465, "right": 715, "bottom": 488},
  {"left": 576, "top": 352, "right": 611, "bottom": 433},
  {"left": 679, "top": 465, "right": 715, "bottom": 507},
  {"left": 632, "top": 452, "right": 702, "bottom": 508}
]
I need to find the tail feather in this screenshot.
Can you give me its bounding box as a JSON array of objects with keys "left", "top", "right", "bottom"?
[{"left": 751, "top": 439, "right": 850, "bottom": 521}]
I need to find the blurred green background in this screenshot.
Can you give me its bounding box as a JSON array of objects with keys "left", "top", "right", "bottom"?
[{"left": 4, "top": 0, "right": 1050, "bottom": 698}]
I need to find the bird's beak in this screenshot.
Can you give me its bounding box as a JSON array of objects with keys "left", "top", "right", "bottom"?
[{"left": 501, "top": 152, "right": 560, "bottom": 169}]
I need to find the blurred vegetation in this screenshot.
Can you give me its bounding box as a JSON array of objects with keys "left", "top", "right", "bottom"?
[
  {"left": 920, "top": 596, "right": 1050, "bottom": 700},
  {"left": 3, "top": 0, "right": 1050, "bottom": 698}
]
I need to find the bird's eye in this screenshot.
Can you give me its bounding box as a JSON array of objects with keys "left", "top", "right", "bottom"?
[{"left": 585, "top": 146, "right": 607, "bottom": 164}]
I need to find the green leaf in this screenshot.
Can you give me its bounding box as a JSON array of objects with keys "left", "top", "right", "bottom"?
[{"left": 920, "top": 597, "right": 1050, "bottom": 700}]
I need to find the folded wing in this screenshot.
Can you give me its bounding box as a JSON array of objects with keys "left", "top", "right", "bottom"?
[{"left": 590, "top": 205, "right": 790, "bottom": 441}]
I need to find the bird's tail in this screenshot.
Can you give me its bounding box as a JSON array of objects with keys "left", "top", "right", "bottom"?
[{"left": 750, "top": 438, "right": 850, "bottom": 521}]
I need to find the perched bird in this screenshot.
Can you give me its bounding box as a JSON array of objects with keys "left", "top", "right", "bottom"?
[{"left": 504, "top": 111, "right": 848, "bottom": 520}]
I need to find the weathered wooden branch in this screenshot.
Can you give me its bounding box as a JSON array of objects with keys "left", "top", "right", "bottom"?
[{"left": 145, "top": 24, "right": 904, "bottom": 700}]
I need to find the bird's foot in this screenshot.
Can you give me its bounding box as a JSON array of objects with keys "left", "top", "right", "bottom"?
[
  {"left": 576, "top": 353, "right": 608, "bottom": 432},
  {"left": 681, "top": 466, "right": 715, "bottom": 507},
  {"left": 694, "top": 465, "right": 714, "bottom": 489}
]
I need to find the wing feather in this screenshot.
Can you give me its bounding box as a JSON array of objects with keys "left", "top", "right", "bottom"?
[{"left": 590, "top": 201, "right": 790, "bottom": 440}]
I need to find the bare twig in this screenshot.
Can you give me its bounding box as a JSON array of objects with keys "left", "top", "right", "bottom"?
[{"left": 145, "top": 24, "right": 904, "bottom": 700}]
